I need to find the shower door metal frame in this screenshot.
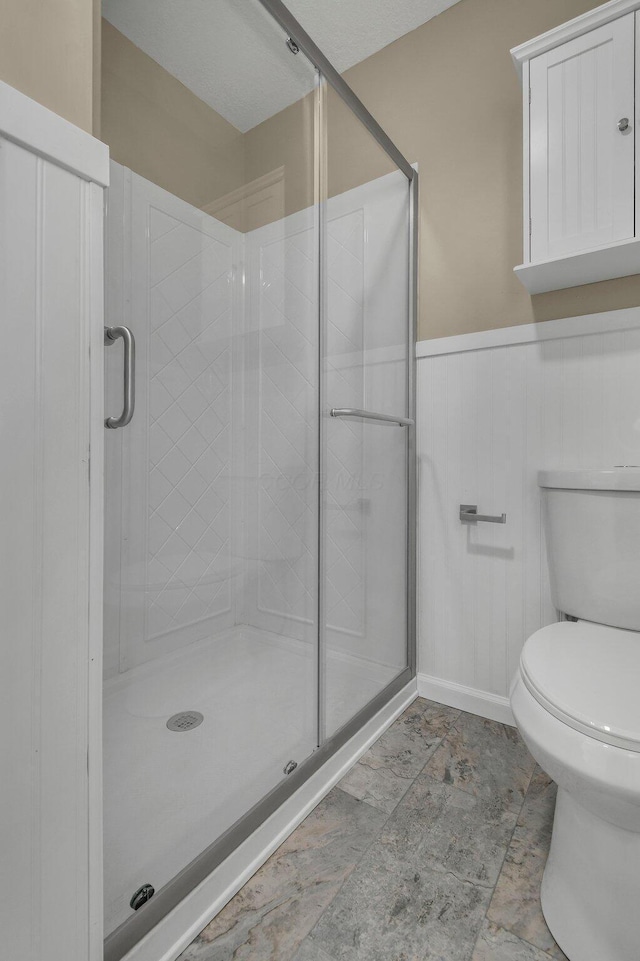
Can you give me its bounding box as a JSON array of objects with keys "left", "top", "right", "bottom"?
[
  {"left": 258, "top": 0, "right": 416, "bottom": 183},
  {"left": 104, "top": 2, "right": 417, "bottom": 956},
  {"left": 260, "top": 0, "right": 419, "bottom": 741}
]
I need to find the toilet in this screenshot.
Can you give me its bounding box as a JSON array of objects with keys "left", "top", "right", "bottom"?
[{"left": 511, "top": 468, "right": 640, "bottom": 961}]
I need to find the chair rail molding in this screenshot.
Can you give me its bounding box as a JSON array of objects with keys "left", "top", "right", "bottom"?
[
  {"left": 0, "top": 79, "right": 109, "bottom": 186},
  {"left": 415, "top": 305, "right": 640, "bottom": 357}
]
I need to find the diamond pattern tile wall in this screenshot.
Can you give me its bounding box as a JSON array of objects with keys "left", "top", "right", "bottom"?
[
  {"left": 254, "top": 227, "right": 319, "bottom": 628},
  {"left": 325, "top": 209, "right": 366, "bottom": 640},
  {"left": 245, "top": 207, "right": 367, "bottom": 641},
  {"left": 145, "top": 206, "right": 234, "bottom": 641}
]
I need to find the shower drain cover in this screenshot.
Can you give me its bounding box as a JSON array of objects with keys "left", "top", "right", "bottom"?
[{"left": 166, "top": 711, "right": 204, "bottom": 732}]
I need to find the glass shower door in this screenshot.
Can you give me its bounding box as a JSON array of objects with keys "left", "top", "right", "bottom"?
[
  {"left": 101, "top": 0, "right": 416, "bottom": 953},
  {"left": 102, "top": 0, "right": 321, "bottom": 941},
  {"left": 321, "top": 84, "right": 413, "bottom": 738}
]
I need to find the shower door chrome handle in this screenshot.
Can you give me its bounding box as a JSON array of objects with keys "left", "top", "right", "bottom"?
[
  {"left": 330, "top": 408, "right": 414, "bottom": 428},
  {"left": 104, "top": 325, "right": 135, "bottom": 429}
]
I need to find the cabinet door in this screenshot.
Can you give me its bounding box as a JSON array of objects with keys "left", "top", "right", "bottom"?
[{"left": 529, "top": 13, "right": 634, "bottom": 263}]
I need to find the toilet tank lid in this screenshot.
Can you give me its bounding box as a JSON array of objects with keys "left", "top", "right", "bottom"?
[{"left": 538, "top": 468, "right": 640, "bottom": 491}]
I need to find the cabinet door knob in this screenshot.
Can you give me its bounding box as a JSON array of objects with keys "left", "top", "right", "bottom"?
[{"left": 618, "top": 117, "right": 630, "bottom": 132}]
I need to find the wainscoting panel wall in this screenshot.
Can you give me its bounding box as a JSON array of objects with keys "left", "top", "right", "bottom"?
[
  {"left": 0, "top": 81, "right": 108, "bottom": 961},
  {"left": 417, "top": 310, "right": 640, "bottom": 722}
]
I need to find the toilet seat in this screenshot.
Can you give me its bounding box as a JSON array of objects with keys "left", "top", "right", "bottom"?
[{"left": 520, "top": 620, "right": 640, "bottom": 753}]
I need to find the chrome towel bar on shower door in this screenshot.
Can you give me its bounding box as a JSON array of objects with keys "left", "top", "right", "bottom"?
[
  {"left": 330, "top": 408, "right": 414, "bottom": 428},
  {"left": 104, "top": 325, "right": 135, "bottom": 429}
]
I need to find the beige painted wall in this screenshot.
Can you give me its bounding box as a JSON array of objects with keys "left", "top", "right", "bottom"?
[
  {"left": 100, "top": 0, "right": 640, "bottom": 339},
  {"left": 101, "top": 21, "right": 245, "bottom": 211},
  {"left": 243, "top": 84, "right": 398, "bottom": 219},
  {"left": 93, "top": 0, "right": 101, "bottom": 137},
  {"left": 244, "top": 0, "right": 640, "bottom": 339},
  {"left": 244, "top": 94, "right": 317, "bottom": 224},
  {"left": 340, "top": 0, "right": 640, "bottom": 338},
  {"left": 0, "top": 0, "right": 95, "bottom": 132}
]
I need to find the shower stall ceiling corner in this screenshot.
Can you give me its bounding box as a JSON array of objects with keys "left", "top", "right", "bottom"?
[{"left": 101, "top": 0, "right": 416, "bottom": 953}]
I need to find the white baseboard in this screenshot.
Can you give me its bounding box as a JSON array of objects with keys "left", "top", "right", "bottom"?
[
  {"left": 417, "top": 673, "right": 514, "bottom": 727},
  {"left": 122, "top": 679, "right": 418, "bottom": 961}
]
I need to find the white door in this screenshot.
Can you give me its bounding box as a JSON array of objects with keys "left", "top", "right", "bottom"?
[{"left": 529, "top": 13, "right": 635, "bottom": 263}]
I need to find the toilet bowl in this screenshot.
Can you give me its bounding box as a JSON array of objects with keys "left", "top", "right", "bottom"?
[{"left": 511, "top": 469, "right": 640, "bottom": 961}]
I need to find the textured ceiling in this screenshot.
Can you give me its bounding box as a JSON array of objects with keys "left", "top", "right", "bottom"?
[{"left": 102, "top": 0, "right": 462, "bottom": 132}]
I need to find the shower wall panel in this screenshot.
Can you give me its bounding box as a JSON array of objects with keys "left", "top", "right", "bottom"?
[
  {"left": 105, "top": 164, "right": 407, "bottom": 681},
  {"left": 321, "top": 170, "right": 410, "bottom": 735},
  {"left": 243, "top": 172, "right": 408, "bottom": 675},
  {"left": 240, "top": 208, "right": 320, "bottom": 642},
  {"left": 104, "top": 162, "right": 243, "bottom": 676},
  {"left": 324, "top": 205, "right": 366, "bottom": 644},
  {"left": 240, "top": 193, "right": 370, "bottom": 648}
]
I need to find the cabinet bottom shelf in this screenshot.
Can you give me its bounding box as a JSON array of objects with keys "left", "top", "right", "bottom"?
[{"left": 515, "top": 236, "right": 640, "bottom": 294}]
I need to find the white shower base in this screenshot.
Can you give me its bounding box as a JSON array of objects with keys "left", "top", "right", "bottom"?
[{"left": 103, "top": 625, "right": 397, "bottom": 935}]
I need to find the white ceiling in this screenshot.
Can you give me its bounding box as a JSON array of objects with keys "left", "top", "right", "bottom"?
[{"left": 103, "top": 0, "right": 462, "bottom": 132}]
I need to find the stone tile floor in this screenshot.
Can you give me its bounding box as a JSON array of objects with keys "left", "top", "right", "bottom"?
[{"left": 179, "top": 698, "right": 568, "bottom": 961}]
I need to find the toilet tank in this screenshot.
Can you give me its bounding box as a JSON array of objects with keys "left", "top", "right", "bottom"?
[{"left": 539, "top": 468, "right": 640, "bottom": 631}]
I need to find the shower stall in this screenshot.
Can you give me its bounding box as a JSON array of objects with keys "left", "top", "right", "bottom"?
[{"left": 101, "top": 0, "right": 417, "bottom": 955}]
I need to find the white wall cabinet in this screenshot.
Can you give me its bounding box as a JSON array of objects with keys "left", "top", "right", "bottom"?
[
  {"left": 530, "top": 14, "right": 635, "bottom": 262},
  {"left": 512, "top": 0, "right": 640, "bottom": 293}
]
